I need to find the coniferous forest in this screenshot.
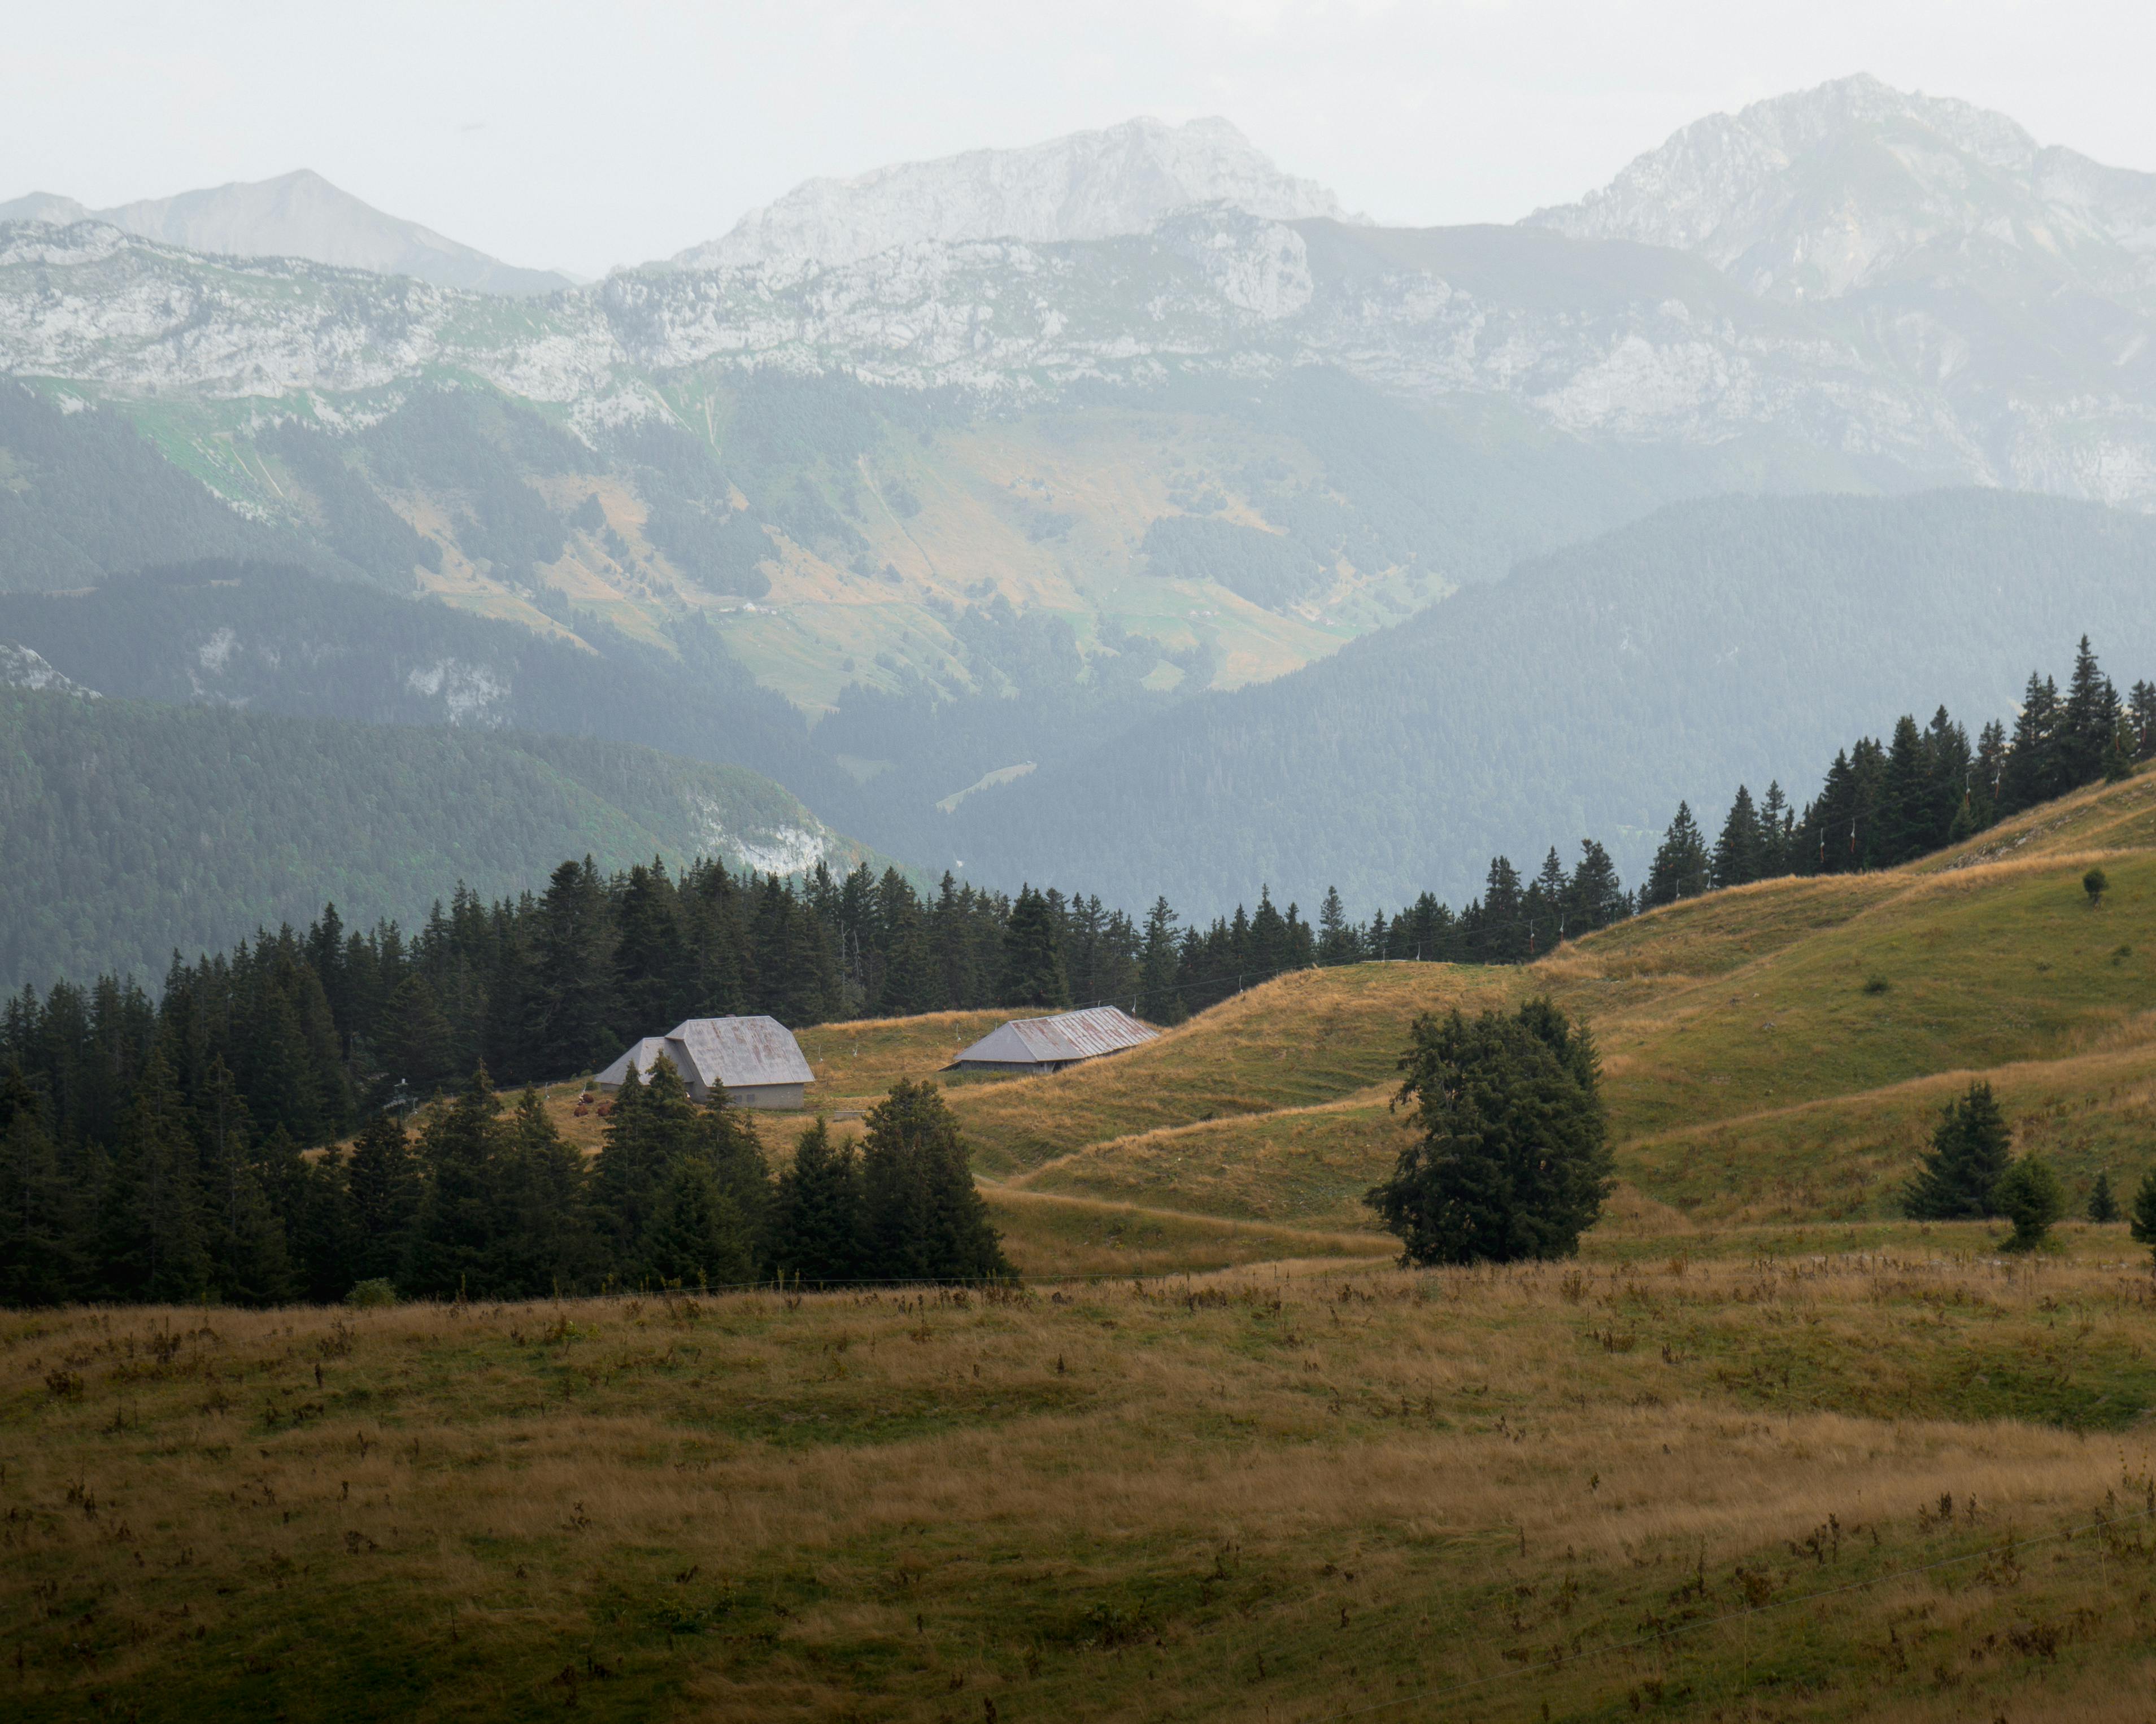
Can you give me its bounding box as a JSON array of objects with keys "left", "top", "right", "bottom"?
[{"left": 0, "top": 636, "right": 2147, "bottom": 1308}]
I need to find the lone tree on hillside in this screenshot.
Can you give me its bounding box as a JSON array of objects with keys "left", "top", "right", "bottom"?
[
  {"left": 1366, "top": 998, "right": 1611, "bottom": 1265},
  {"left": 1993, "top": 1156, "right": 2065, "bottom": 1251},
  {"left": 2089, "top": 1170, "right": 2121, "bottom": 1223},
  {"left": 2085, "top": 867, "right": 2110, "bottom": 909},
  {"left": 1901, "top": 1082, "right": 2014, "bottom": 1220}
]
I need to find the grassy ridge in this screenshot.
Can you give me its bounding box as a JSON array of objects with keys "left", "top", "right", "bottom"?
[{"left": 954, "top": 769, "right": 2156, "bottom": 1236}]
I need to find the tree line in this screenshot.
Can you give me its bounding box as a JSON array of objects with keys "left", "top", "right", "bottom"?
[
  {"left": 1639, "top": 639, "right": 2155, "bottom": 906},
  {"left": 0, "top": 1041, "right": 1006, "bottom": 1308},
  {"left": 1, "top": 635, "right": 2148, "bottom": 1302}
]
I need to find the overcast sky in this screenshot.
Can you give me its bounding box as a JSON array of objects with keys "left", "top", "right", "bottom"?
[{"left": 5, "top": 1, "right": 2152, "bottom": 278}]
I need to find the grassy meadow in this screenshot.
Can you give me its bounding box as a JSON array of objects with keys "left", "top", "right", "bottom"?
[
  {"left": 12, "top": 1245, "right": 2156, "bottom": 1722},
  {"left": 15, "top": 767, "right": 2156, "bottom": 1718}
]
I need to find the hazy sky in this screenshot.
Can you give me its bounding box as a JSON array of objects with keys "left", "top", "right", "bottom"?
[{"left": 5, "top": 1, "right": 2153, "bottom": 277}]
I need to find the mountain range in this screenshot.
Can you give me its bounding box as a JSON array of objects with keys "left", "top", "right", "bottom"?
[
  {"left": 0, "top": 169, "right": 577, "bottom": 295},
  {"left": 6, "top": 76, "right": 2156, "bottom": 941}
]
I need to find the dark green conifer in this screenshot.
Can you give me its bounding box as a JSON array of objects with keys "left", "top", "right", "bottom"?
[
  {"left": 2088, "top": 1170, "right": 2120, "bottom": 1224},
  {"left": 859, "top": 1079, "right": 1010, "bottom": 1282},
  {"left": 346, "top": 1106, "right": 423, "bottom": 1282},
  {"left": 1644, "top": 804, "right": 1710, "bottom": 906},
  {"left": 769, "top": 1118, "right": 868, "bottom": 1285},
  {"left": 402, "top": 1066, "right": 504, "bottom": 1298},
  {"left": 1901, "top": 1082, "right": 2013, "bottom": 1219},
  {"left": 998, "top": 886, "right": 1070, "bottom": 1009}
]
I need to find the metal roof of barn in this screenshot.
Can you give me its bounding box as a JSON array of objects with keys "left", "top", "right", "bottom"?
[
  {"left": 596, "top": 1018, "right": 813, "bottom": 1091},
  {"left": 665, "top": 1016, "right": 815, "bottom": 1090},
  {"left": 953, "top": 1005, "right": 1158, "bottom": 1067}
]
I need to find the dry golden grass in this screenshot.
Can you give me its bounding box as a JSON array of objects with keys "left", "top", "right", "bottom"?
[{"left": 13, "top": 1242, "right": 2156, "bottom": 1721}]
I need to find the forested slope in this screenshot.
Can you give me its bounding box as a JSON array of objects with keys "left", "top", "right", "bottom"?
[
  {"left": 944, "top": 490, "right": 2156, "bottom": 910},
  {"left": 0, "top": 689, "right": 877, "bottom": 991}
]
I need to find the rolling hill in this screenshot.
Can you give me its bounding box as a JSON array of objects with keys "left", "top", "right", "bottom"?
[{"left": 913, "top": 763, "right": 2156, "bottom": 1244}]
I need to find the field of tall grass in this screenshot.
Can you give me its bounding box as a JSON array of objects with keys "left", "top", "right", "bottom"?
[{"left": 11, "top": 1233, "right": 2156, "bottom": 1721}]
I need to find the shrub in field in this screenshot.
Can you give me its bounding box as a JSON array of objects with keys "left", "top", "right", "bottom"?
[
  {"left": 1365, "top": 997, "right": 1610, "bottom": 1264},
  {"left": 1993, "top": 1156, "right": 2065, "bottom": 1251}
]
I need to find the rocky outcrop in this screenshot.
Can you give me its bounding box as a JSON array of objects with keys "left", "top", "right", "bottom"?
[{"left": 669, "top": 116, "right": 1357, "bottom": 272}]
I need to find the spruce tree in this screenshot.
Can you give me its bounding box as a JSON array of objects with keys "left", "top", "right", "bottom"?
[
  {"left": 346, "top": 1106, "right": 422, "bottom": 1282},
  {"left": 1999, "top": 672, "right": 2063, "bottom": 814},
  {"left": 638, "top": 1160, "right": 753, "bottom": 1290},
  {"left": 526, "top": 858, "right": 618, "bottom": 1080},
  {"left": 1567, "top": 841, "right": 1628, "bottom": 932},
  {"left": 859, "top": 1080, "right": 1010, "bottom": 1282},
  {"left": 102, "top": 1043, "right": 210, "bottom": 1302},
  {"left": 1711, "top": 787, "right": 1763, "bottom": 888},
  {"left": 2059, "top": 635, "right": 2118, "bottom": 787},
  {"left": 2130, "top": 680, "right": 2156, "bottom": 762},
  {"left": 2132, "top": 1169, "right": 2156, "bottom": 1263},
  {"left": 1139, "top": 898, "right": 1184, "bottom": 1023},
  {"left": 769, "top": 1118, "right": 868, "bottom": 1285},
  {"left": 1901, "top": 1082, "right": 2013, "bottom": 1219},
  {"left": 1878, "top": 715, "right": 1937, "bottom": 865},
  {"left": 491, "top": 1088, "right": 596, "bottom": 1296},
  {"left": 2088, "top": 1170, "right": 2120, "bottom": 1223},
  {"left": 1317, "top": 887, "right": 1354, "bottom": 966},
  {"left": 1757, "top": 783, "right": 1793, "bottom": 879},
  {"left": 0, "top": 1070, "right": 86, "bottom": 1305},
  {"left": 402, "top": 1065, "right": 505, "bottom": 1298},
  {"left": 998, "top": 887, "right": 1070, "bottom": 1009},
  {"left": 1365, "top": 998, "right": 1611, "bottom": 1264},
  {"left": 1644, "top": 804, "right": 1710, "bottom": 907}
]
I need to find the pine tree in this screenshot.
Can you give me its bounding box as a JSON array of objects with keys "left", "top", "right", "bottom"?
[
  {"left": 526, "top": 858, "right": 618, "bottom": 1080},
  {"left": 1901, "top": 1082, "right": 2013, "bottom": 1219},
  {"left": 382, "top": 974, "right": 455, "bottom": 1095},
  {"left": 2088, "top": 1170, "right": 2120, "bottom": 1223},
  {"left": 2059, "top": 635, "right": 2119, "bottom": 788},
  {"left": 638, "top": 1159, "right": 753, "bottom": 1289},
  {"left": 769, "top": 1118, "right": 868, "bottom": 1285},
  {"left": 346, "top": 1106, "right": 422, "bottom": 1282},
  {"left": 859, "top": 1080, "right": 1010, "bottom": 1282},
  {"left": 1139, "top": 898, "right": 1184, "bottom": 1023},
  {"left": 998, "top": 887, "right": 1070, "bottom": 1009},
  {"left": 1878, "top": 715, "right": 1937, "bottom": 865},
  {"left": 1711, "top": 787, "right": 1763, "bottom": 888},
  {"left": 0, "top": 1068, "right": 86, "bottom": 1304},
  {"left": 1317, "top": 887, "right": 1354, "bottom": 966},
  {"left": 402, "top": 1065, "right": 504, "bottom": 1298},
  {"left": 1757, "top": 783, "right": 1793, "bottom": 879},
  {"left": 491, "top": 1088, "right": 595, "bottom": 1295},
  {"left": 1999, "top": 672, "right": 2063, "bottom": 814},
  {"left": 2130, "top": 681, "right": 2156, "bottom": 762},
  {"left": 1365, "top": 998, "right": 1611, "bottom": 1264},
  {"left": 1567, "top": 841, "right": 1628, "bottom": 932},
  {"left": 2132, "top": 1169, "right": 2156, "bottom": 1263},
  {"left": 1644, "top": 804, "right": 1710, "bottom": 907},
  {"left": 102, "top": 1043, "right": 210, "bottom": 1302}
]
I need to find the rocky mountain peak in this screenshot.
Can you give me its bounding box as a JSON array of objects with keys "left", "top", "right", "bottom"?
[
  {"left": 1525, "top": 73, "right": 2156, "bottom": 300},
  {"left": 669, "top": 115, "right": 1359, "bottom": 273}
]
